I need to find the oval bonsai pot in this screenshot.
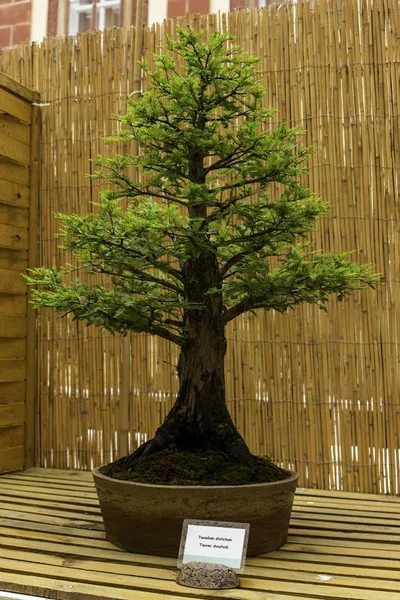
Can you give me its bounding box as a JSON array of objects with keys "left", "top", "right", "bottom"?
[{"left": 93, "top": 467, "right": 298, "bottom": 557}]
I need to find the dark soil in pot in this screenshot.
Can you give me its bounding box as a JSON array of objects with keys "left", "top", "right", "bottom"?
[{"left": 99, "top": 447, "right": 291, "bottom": 486}]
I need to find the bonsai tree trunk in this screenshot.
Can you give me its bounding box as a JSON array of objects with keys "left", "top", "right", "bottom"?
[{"left": 124, "top": 251, "right": 253, "bottom": 467}]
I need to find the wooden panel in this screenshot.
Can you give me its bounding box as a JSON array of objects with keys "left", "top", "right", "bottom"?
[
  {"left": 0, "top": 249, "right": 28, "bottom": 271},
  {"left": 0, "top": 268, "right": 26, "bottom": 294},
  {"left": 0, "top": 446, "right": 23, "bottom": 473},
  {"left": 0, "top": 316, "right": 26, "bottom": 338},
  {"left": 0, "top": 295, "right": 26, "bottom": 316},
  {"left": 0, "top": 382, "right": 25, "bottom": 404},
  {"left": 0, "top": 204, "right": 29, "bottom": 229},
  {"left": 0, "top": 132, "right": 30, "bottom": 166},
  {"left": 0, "top": 425, "right": 24, "bottom": 450},
  {"left": 0, "top": 339, "right": 26, "bottom": 360},
  {"left": 0, "top": 74, "right": 34, "bottom": 475},
  {"left": 0, "top": 402, "right": 25, "bottom": 428},
  {"left": 0, "top": 114, "right": 31, "bottom": 145},
  {"left": 0, "top": 223, "right": 28, "bottom": 251},
  {"left": 0, "top": 360, "right": 26, "bottom": 383},
  {"left": 0, "top": 89, "right": 31, "bottom": 124},
  {"left": 0, "top": 160, "right": 30, "bottom": 190}
]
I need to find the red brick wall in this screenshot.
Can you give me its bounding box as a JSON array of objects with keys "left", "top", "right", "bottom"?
[
  {"left": 0, "top": 0, "right": 32, "bottom": 48},
  {"left": 168, "top": 0, "right": 210, "bottom": 19},
  {"left": 230, "top": 0, "right": 246, "bottom": 8},
  {"left": 47, "top": 0, "right": 58, "bottom": 37}
]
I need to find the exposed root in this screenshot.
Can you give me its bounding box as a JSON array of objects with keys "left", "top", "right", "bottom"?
[
  {"left": 222, "top": 437, "right": 254, "bottom": 465},
  {"left": 119, "top": 422, "right": 254, "bottom": 470},
  {"left": 120, "top": 428, "right": 176, "bottom": 469}
]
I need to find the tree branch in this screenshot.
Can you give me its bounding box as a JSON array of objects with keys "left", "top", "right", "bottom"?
[
  {"left": 221, "top": 299, "right": 251, "bottom": 324},
  {"left": 91, "top": 266, "right": 184, "bottom": 295},
  {"left": 218, "top": 222, "right": 285, "bottom": 249},
  {"left": 109, "top": 169, "right": 189, "bottom": 208},
  {"left": 148, "top": 322, "right": 182, "bottom": 346},
  {"left": 89, "top": 237, "right": 184, "bottom": 283}
]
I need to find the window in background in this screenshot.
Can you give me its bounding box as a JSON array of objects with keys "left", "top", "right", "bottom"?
[{"left": 69, "top": 0, "right": 121, "bottom": 35}]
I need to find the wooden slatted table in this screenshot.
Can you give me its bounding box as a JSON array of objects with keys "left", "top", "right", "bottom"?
[{"left": 0, "top": 468, "right": 398, "bottom": 599}]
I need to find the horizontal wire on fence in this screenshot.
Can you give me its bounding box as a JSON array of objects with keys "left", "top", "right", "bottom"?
[
  {"left": 34, "top": 112, "right": 400, "bottom": 126},
  {"left": 37, "top": 336, "right": 400, "bottom": 345},
  {"left": 20, "top": 61, "right": 400, "bottom": 106}
]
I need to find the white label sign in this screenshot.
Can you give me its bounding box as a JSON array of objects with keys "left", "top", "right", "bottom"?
[{"left": 178, "top": 520, "right": 250, "bottom": 572}]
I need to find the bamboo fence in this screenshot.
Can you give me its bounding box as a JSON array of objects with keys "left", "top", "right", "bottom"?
[{"left": 1, "top": 0, "right": 399, "bottom": 493}]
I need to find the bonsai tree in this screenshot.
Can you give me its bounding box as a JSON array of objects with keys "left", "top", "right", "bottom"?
[{"left": 26, "top": 28, "right": 378, "bottom": 471}]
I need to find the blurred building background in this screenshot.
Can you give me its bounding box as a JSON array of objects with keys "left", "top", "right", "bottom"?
[{"left": 0, "top": 0, "right": 285, "bottom": 48}]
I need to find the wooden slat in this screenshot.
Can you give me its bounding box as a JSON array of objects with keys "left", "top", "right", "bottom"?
[
  {"left": 297, "top": 488, "right": 400, "bottom": 504},
  {"left": 0, "top": 114, "right": 31, "bottom": 145},
  {"left": 0, "top": 249, "right": 28, "bottom": 271},
  {"left": 280, "top": 541, "right": 400, "bottom": 560},
  {"left": 0, "top": 402, "right": 25, "bottom": 427},
  {"left": 0, "top": 500, "right": 102, "bottom": 522},
  {"left": 0, "top": 381, "right": 25, "bottom": 404},
  {"left": 0, "top": 223, "right": 28, "bottom": 251},
  {"left": 5, "top": 472, "right": 95, "bottom": 488},
  {"left": 0, "top": 72, "right": 38, "bottom": 104},
  {"left": 293, "top": 508, "right": 400, "bottom": 526},
  {"left": 0, "top": 513, "right": 105, "bottom": 536},
  {"left": 0, "top": 480, "right": 97, "bottom": 499},
  {"left": 0, "top": 203, "right": 29, "bottom": 228},
  {"left": 0, "top": 523, "right": 134, "bottom": 549},
  {"left": 23, "top": 467, "right": 94, "bottom": 481},
  {"left": 0, "top": 89, "right": 31, "bottom": 124},
  {"left": 0, "top": 485, "right": 99, "bottom": 506},
  {"left": 0, "top": 446, "right": 23, "bottom": 472},
  {"left": 0, "top": 359, "right": 26, "bottom": 383},
  {"left": 292, "top": 507, "right": 400, "bottom": 525},
  {"left": 0, "top": 425, "right": 24, "bottom": 450},
  {"left": 0, "top": 132, "right": 30, "bottom": 165},
  {"left": 0, "top": 295, "right": 26, "bottom": 317},
  {"left": 285, "top": 535, "right": 400, "bottom": 554},
  {"left": 0, "top": 316, "right": 26, "bottom": 337},
  {"left": 0, "top": 494, "right": 100, "bottom": 515},
  {"left": 0, "top": 474, "right": 95, "bottom": 492},
  {"left": 295, "top": 498, "right": 400, "bottom": 514},
  {"left": 258, "top": 548, "right": 400, "bottom": 570},
  {"left": 0, "top": 267, "right": 26, "bottom": 294},
  {"left": 0, "top": 163, "right": 30, "bottom": 193}
]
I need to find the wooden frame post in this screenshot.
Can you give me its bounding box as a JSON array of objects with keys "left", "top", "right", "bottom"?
[{"left": 25, "top": 99, "right": 41, "bottom": 468}]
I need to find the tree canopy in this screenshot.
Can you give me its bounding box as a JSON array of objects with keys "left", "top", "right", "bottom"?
[{"left": 26, "top": 27, "right": 379, "bottom": 346}]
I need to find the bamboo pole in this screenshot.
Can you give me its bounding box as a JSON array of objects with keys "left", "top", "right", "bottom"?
[{"left": 119, "top": 0, "right": 145, "bottom": 459}]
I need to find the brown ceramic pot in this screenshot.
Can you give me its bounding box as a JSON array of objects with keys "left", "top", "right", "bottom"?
[{"left": 93, "top": 467, "right": 298, "bottom": 557}]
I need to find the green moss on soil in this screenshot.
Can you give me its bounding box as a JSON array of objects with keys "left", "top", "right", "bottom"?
[{"left": 100, "top": 447, "right": 291, "bottom": 485}]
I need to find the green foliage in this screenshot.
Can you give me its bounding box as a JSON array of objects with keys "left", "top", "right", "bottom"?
[{"left": 26, "top": 27, "right": 380, "bottom": 345}]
